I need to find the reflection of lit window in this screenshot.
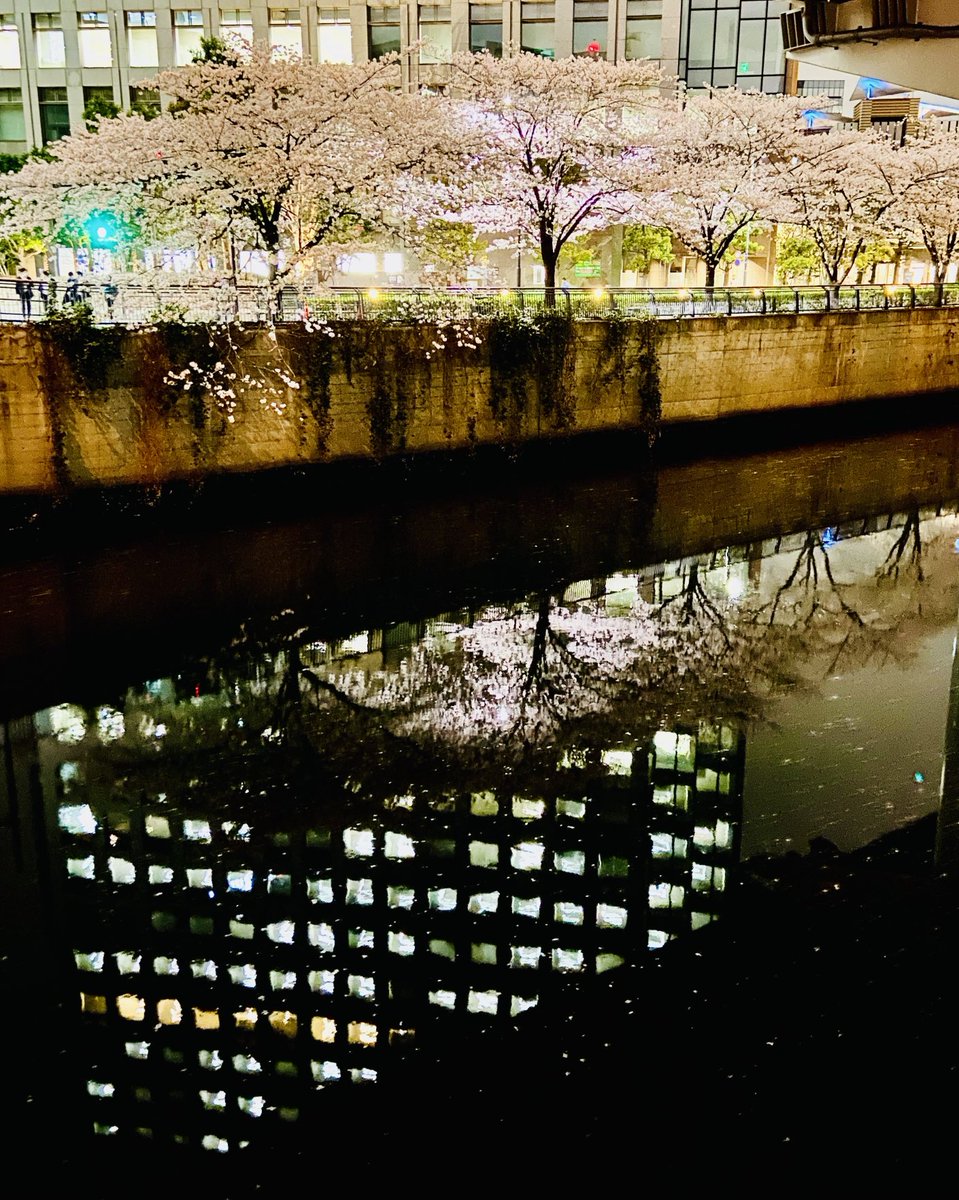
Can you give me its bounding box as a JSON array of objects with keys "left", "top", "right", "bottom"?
[
  {"left": 348, "top": 974, "right": 375, "bottom": 1000},
  {"left": 385, "top": 831, "right": 415, "bottom": 858},
  {"left": 118, "top": 994, "right": 146, "bottom": 1021},
  {"left": 238, "top": 1094, "right": 265, "bottom": 1117},
  {"left": 557, "top": 798, "right": 586, "bottom": 820},
  {"left": 233, "top": 1054, "right": 262, "bottom": 1074},
  {"left": 59, "top": 804, "right": 98, "bottom": 835},
  {"left": 308, "top": 923, "right": 335, "bottom": 952},
  {"left": 555, "top": 849, "right": 585, "bottom": 875},
  {"left": 597, "top": 952, "right": 625, "bottom": 972},
  {"left": 75, "top": 950, "right": 105, "bottom": 972},
  {"left": 691, "top": 911, "right": 713, "bottom": 930},
  {"left": 269, "top": 1010, "right": 298, "bottom": 1037},
  {"left": 389, "top": 885, "right": 415, "bottom": 909},
  {"left": 344, "top": 827, "right": 374, "bottom": 856},
  {"left": 597, "top": 903, "right": 628, "bottom": 928},
  {"left": 554, "top": 901, "right": 584, "bottom": 925},
  {"left": 467, "top": 989, "right": 499, "bottom": 1015},
  {"left": 552, "top": 948, "right": 584, "bottom": 972},
  {"left": 229, "top": 964, "right": 257, "bottom": 988},
  {"left": 346, "top": 878, "right": 374, "bottom": 906},
  {"left": 348, "top": 1021, "right": 377, "bottom": 1046},
  {"left": 648, "top": 882, "right": 685, "bottom": 908},
  {"left": 388, "top": 931, "right": 415, "bottom": 956},
  {"left": 601, "top": 749, "right": 632, "bottom": 775},
  {"left": 512, "top": 895, "right": 541, "bottom": 919},
  {"left": 510, "top": 945, "right": 542, "bottom": 969},
  {"left": 267, "top": 920, "right": 295, "bottom": 944},
  {"left": 470, "top": 840, "right": 499, "bottom": 868},
  {"left": 471, "top": 791, "right": 498, "bottom": 816},
  {"left": 512, "top": 796, "right": 545, "bottom": 820},
  {"left": 194, "top": 1009, "right": 220, "bottom": 1030},
  {"left": 511, "top": 842, "right": 544, "bottom": 871},
  {"left": 67, "top": 856, "right": 95, "bottom": 880},
  {"left": 307, "top": 878, "right": 334, "bottom": 903},
  {"left": 511, "top": 995, "right": 538, "bottom": 1015},
  {"left": 308, "top": 969, "right": 336, "bottom": 994},
  {"left": 429, "top": 887, "right": 456, "bottom": 911}
]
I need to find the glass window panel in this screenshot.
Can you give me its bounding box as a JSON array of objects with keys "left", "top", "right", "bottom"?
[
  {"left": 737, "top": 21, "right": 763, "bottom": 76},
  {"left": 764, "top": 15, "right": 783, "bottom": 71},
  {"left": 714, "top": 9, "right": 737, "bottom": 68},
  {"left": 128, "top": 25, "right": 158, "bottom": 67},
  {"left": 625, "top": 16, "right": 660, "bottom": 59},
  {"left": 0, "top": 16, "right": 20, "bottom": 69},
  {"left": 0, "top": 92, "right": 25, "bottom": 141}
]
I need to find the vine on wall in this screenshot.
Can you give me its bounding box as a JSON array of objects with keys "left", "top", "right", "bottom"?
[{"left": 600, "top": 313, "right": 662, "bottom": 445}]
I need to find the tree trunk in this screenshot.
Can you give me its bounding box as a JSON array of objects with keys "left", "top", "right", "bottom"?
[
  {"left": 704, "top": 259, "right": 717, "bottom": 290},
  {"left": 540, "top": 227, "right": 557, "bottom": 309}
]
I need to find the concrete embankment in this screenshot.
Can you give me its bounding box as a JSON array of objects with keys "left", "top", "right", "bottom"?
[{"left": 0, "top": 309, "right": 957, "bottom": 496}]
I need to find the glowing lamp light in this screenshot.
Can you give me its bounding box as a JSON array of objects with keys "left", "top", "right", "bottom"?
[
  {"left": 366, "top": 288, "right": 380, "bottom": 301},
  {"left": 591, "top": 286, "right": 605, "bottom": 300},
  {"left": 751, "top": 288, "right": 762, "bottom": 298},
  {"left": 914, "top": 772, "right": 925, "bottom": 783},
  {"left": 499, "top": 288, "right": 511, "bottom": 298},
  {"left": 884, "top": 285, "right": 897, "bottom": 296},
  {"left": 725, "top": 575, "right": 745, "bottom": 600}
]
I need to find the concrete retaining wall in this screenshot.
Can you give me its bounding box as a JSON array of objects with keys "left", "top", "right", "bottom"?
[{"left": 1, "top": 309, "right": 957, "bottom": 496}]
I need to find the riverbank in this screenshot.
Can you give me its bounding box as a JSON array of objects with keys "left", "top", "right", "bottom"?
[{"left": 2, "top": 309, "right": 959, "bottom": 497}]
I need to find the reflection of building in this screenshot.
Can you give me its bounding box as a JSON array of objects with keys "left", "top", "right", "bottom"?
[{"left": 35, "top": 664, "right": 744, "bottom": 1158}]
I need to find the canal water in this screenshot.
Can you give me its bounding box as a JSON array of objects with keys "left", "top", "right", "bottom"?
[{"left": 2, "top": 419, "right": 957, "bottom": 1188}]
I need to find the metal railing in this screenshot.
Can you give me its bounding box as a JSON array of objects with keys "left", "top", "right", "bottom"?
[{"left": 1, "top": 277, "right": 957, "bottom": 326}]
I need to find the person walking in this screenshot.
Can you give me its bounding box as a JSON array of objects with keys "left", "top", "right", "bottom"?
[
  {"left": 102, "top": 276, "right": 119, "bottom": 319},
  {"left": 15, "top": 268, "right": 34, "bottom": 320}
]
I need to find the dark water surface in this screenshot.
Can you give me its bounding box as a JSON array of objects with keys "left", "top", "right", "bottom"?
[{"left": 2, "top": 421, "right": 958, "bottom": 1189}]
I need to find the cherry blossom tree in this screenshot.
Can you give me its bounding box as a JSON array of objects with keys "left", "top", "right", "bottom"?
[
  {"left": 887, "top": 129, "right": 959, "bottom": 294},
  {"left": 640, "top": 87, "right": 812, "bottom": 289},
  {"left": 437, "top": 51, "right": 665, "bottom": 297},
  {"left": 7, "top": 48, "right": 454, "bottom": 288}
]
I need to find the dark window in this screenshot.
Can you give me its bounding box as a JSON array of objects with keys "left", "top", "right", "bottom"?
[
  {"left": 38, "top": 86, "right": 70, "bottom": 144},
  {"left": 469, "top": 3, "right": 502, "bottom": 55},
  {"left": 368, "top": 5, "right": 400, "bottom": 57}
]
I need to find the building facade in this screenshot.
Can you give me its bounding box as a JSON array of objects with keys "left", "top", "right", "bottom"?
[{"left": 0, "top": 0, "right": 793, "bottom": 154}]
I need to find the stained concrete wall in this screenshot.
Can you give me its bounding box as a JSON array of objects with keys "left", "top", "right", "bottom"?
[{"left": 1, "top": 309, "right": 958, "bottom": 496}]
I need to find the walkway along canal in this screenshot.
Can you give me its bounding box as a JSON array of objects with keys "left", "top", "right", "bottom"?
[{"left": 1, "top": 303, "right": 959, "bottom": 495}]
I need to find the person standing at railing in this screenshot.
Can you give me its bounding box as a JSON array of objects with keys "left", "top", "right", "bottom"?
[
  {"left": 561, "top": 278, "right": 572, "bottom": 305},
  {"left": 102, "top": 276, "right": 118, "bottom": 320},
  {"left": 63, "top": 272, "right": 79, "bottom": 306},
  {"left": 38, "top": 269, "right": 55, "bottom": 314},
  {"left": 15, "top": 268, "right": 34, "bottom": 320}
]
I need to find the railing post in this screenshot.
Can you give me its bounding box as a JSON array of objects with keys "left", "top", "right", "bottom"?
[
  {"left": 910, "top": 285, "right": 916, "bottom": 309},
  {"left": 727, "top": 290, "right": 733, "bottom": 316},
  {"left": 855, "top": 287, "right": 861, "bottom": 311},
  {"left": 356, "top": 288, "right": 365, "bottom": 319},
  {"left": 761, "top": 289, "right": 767, "bottom": 315},
  {"left": 823, "top": 286, "right": 830, "bottom": 312},
  {"left": 794, "top": 288, "right": 800, "bottom": 314}
]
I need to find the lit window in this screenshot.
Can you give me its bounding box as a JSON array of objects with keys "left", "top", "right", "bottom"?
[
  {"left": 555, "top": 849, "right": 585, "bottom": 875},
  {"left": 388, "top": 885, "right": 414, "bottom": 909},
  {"left": 145, "top": 814, "right": 170, "bottom": 838},
  {"left": 307, "top": 877, "right": 334, "bottom": 903},
  {"left": 648, "top": 929, "right": 670, "bottom": 950},
  {"left": 81, "top": 993, "right": 107, "bottom": 1014},
  {"left": 429, "top": 938, "right": 455, "bottom": 960},
  {"left": 198, "top": 1049, "right": 223, "bottom": 1069},
  {"left": 308, "top": 922, "right": 336, "bottom": 952},
  {"left": 230, "top": 920, "right": 255, "bottom": 939},
  {"left": 34, "top": 15, "right": 65, "bottom": 69},
  {"left": 429, "top": 989, "right": 456, "bottom": 1009},
  {"left": 308, "top": 969, "right": 336, "bottom": 994},
  {"left": 270, "top": 969, "right": 297, "bottom": 990},
  {"left": 269, "top": 7, "right": 301, "bottom": 56},
  {"left": 126, "top": 11, "right": 158, "bottom": 68},
  {"left": 596, "top": 903, "right": 628, "bottom": 928},
  {"left": 183, "top": 818, "right": 212, "bottom": 841},
  {"left": 126, "top": 1041, "right": 150, "bottom": 1060},
  {"left": 556, "top": 798, "right": 586, "bottom": 819},
  {"left": 596, "top": 952, "right": 625, "bottom": 973},
  {"left": 471, "top": 942, "right": 496, "bottom": 964},
  {"left": 266, "top": 920, "right": 295, "bottom": 944},
  {"left": 512, "top": 796, "right": 545, "bottom": 821},
  {"left": 511, "top": 895, "right": 541, "bottom": 919},
  {"left": 191, "top": 959, "right": 216, "bottom": 981},
  {"left": 552, "top": 947, "right": 584, "bottom": 972},
  {"left": 200, "top": 1088, "right": 226, "bottom": 1111},
  {"left": 87, "top": 1079, "right": 115, "bottom": 1098},
  {"left": 227, "top": 869, "right": 254, "bottom": 892},
  {"left": 194, "top": 1008, "right": 220, "bottom": 1030},
  {"left": 601, "top": 749, "right": 632, "bottom": 775},
  {"left": 229, "top": 963, "right": 257, "bottom": 988},
  {"left": 67, "top": 856, "right": 95, "bottom": 880},
  {"left": 0, "top": 15, "right": 20, "bottom": 70},
  {"left": 233, "top": 1054, "right": 262, "bottom": 1074},
  {"left": 384, "top": 831, "right": 415, "bottom": 859},
  {"left": 348, "top": 974, "right": 375, "bottom": 1000},
  {"left": 173, "top": 9, "right": 204, "bottom": 65},
  {"left": 148, "top": 865, "right": 173, "bottom": 885},
  {"left": 349, "top": 928, "right": 375, "bottom": 949},
  {"left": 234, "top": 1008, "right": 258, "bottom": 1030},
  {"left": 318, "top": 5, "right": 351, "bottom": 62},
  {"left": 74, "top": 950, "right": 105, "bottom": 972},
  {"left": 468, "top": 891, "right": 499, "bottom": 915},
  {"left": 510, "top": 945, "right": 542, "bottom": 969},
  {"left": 59, "top": 804, "right": 98, "bottom": 835},
  {"left": 311, "top": 1016, "right": 337, "bottom": 1043},
  {"left": 78, "top": 12, "right": 112, "bottom": 68},
  {"left": 428, "top": 887, "right": 456, "bottom": 911},
  {"left": 118, "top": 952, "right": 143, "bottom": 974},
  {"left": 187, "top": 867, "right": 213, "bottom": 889},
  {"left": 311, "top": 1059, "right": 341, "bottom": 1083}
]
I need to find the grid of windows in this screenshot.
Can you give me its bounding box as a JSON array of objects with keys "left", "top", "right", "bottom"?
[{"left": 680, "top": 0, "right": 786, "bottom": 91}]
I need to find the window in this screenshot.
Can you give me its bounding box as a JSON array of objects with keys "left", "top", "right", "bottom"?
[
  {"left": 269, "top": 8, "right": 301, "bottom": 56},
  {"left": 220, "top": 7, "right": 253, "bottom": 52},
  {"left": 38, "top": 87, "right": 70, "bottom": 144},
  {"left": 573, "top": 0, "right": 607, "bottom": 57},
  {"left": 735, "top": 0, "right": 786, "bottom": 92},
  {"left": 418, "top": 4, "right": 450, "bottom": 64},
  {"left": 0, "top": 14, "right": 19, "bottom": 69},
  {"left": 520, "top": 2, "right": 554, "bottom": 57},
  {"left": 367, "top": 5, "right": 399, "bottom": 59},
  {"left": 79, "top": 12, "right": 112, "bottom": 67},
  {"left": 173, "top": 10, "right": 204, "bottom": 65},
  {"left": 127, "top": 11, "right": 158, "bottom": 67},
  {"left": 625, "top": 0, "right": 661, "bottom": 61},
  {"left": 0, "top": 87, "right": 24, "bottom": 142},
  {"left": 469, "top": 3, "right": 501, "bottom": 55},
  {"left": 34, "top": 14, "right": 65, "bottom": 68}
]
